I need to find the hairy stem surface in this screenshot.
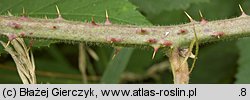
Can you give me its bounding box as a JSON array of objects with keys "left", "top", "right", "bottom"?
[
  {"left": 1, "top": 16, "right": 250, "bottom": 49},
  {"left": 1, "top": 15, "right": 250, "bottom": 84}
]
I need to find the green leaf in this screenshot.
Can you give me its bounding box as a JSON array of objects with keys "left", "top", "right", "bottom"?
[
  {"left": 130, "top": 0, "right": 240, "bottom": 25},
  {"left": 236, "top": 38, "right": 250, "bottom": 83},
  {"left": 0, "top": 0, "right": 150, "bottom": 48},
  {"left": 130, "top": 0, "right": 209, "bottom": 15},
  {"left": 0, "top": 37, "right": 7, "bottom": 54},
  {"left": 234, "top": 0, "right": 250, "bottom": 84},
  {"left": 126, "top": 48, "right": 165, "bottom": 75},
  {"left": 129, "top": 0, "right": 241, "bottom": 84},
  {"left": 0, "top": 0, "right": 149, "bottom": 83},
  {"left": 101, "top": 48, "right": 134, "bottom": 83},
  {"left": 0, "top": 0, "right": 149, "bottom": 25},
  {"left": 190, "top": 41, "right": 238, "bottom": 83},
  {"left": 188, "top": 0, "right": 241, "bottom": 20},
  {"left": 0, "top": 42, "right": 5, "bottom": 54},
  {"left": 93, "top": 46, "right": 113, "bottom": 74}
]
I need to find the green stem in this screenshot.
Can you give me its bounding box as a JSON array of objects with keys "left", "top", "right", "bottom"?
[
  {"left": 2, "top": 15, "right": 250, "bottom": 84},
  {"left": 1, "top": 16, "right": 250, "bottom": 49}
]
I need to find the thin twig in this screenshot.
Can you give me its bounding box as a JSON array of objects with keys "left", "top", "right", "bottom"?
[
  {"left": 78, "top": 43, "right": 88, "bottom": 84},
  {"left": 0, "top": 38, "right": 36, "bottom": 84}
]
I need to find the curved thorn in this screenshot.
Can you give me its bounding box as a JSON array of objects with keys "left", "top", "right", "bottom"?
[
  {"left": 239, "top": 4, "right": 247, "bottom": 17},
  {"left": 105, "top": 10, "right": 112, "bottom": 25},
  {"left": 152, "top": 50, "right": 156, "bottom": 59},
  {"left": 45, "top": 15, "right": 48, "bottom": 19},
  {"left": 184, "top": 11, "right": 193, "bottom": 22},
  {"left": 199, "top": 10, "right": 207, "bottom": 24},
  {"left": 91, "top": 16, "right": 97, "bottom": 25},
  {"left": 199, "top": 10, "right": 203, "bottom": 18},
  {"left": 56, "top": 5, "right": 62, "bottom": 18},
  {"left": 105, "top": 10, "right": 109, "bottom": 19},
  {"left": 7, "top": 11, "right": 13, "bottom": 16},
  {"left": 152, "top": 46, "right": 159, "bottom": 59},
  {"left": 22, "top": 7, "right": 25, "bottom": 16},
  {"left": 239, "top": 4, "right": 244, "bottom": 13},
  {"left": 217, "top": 36, "right": 220, "bottom": 39}
]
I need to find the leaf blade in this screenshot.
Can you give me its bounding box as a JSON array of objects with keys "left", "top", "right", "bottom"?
[
  {"left": 101, "top": 48, "right": 133, "bottom": 84},
  {"left": 236, "top": 38, "right": 250, "bottom": 83}
]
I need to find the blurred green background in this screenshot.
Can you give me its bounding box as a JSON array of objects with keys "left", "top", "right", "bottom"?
[{"left": 0, "top": 0, "right": 250, "bottom": 84}]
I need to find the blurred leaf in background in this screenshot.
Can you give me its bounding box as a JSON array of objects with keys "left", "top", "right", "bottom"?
[
  {"left": 1, "top": 0, "right": 250, "bottom": 84},
  {"left": 190, "top": 41, "right": 238, "bottom": 83},
  {"left": 234, "top": 0, "right": 250, "bottom": 84},
  {"left": 129, "top": 0, "right": 247, "bottom": 84},
  {"left": 0, "top": 0, "right": 149, "bottom": 83},
  {"left": 236, "top": 37, "right": 250, "bottom": 83},
  {"left": 101, "top": 48, "right": 134, "bottom": 83}
]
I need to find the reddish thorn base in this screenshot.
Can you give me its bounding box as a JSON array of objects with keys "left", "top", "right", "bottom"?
[
  {"left": 55, "top": 17, "right": 64, "bottom": 21},
  {"left": 152, "top": 47, "right": 159, "bottom": 59},
  {"left": 141, "top": 29, "right": 147, "bottom": 33},
  {"left": 19, "top": 16, "right": 29, "bottom": 21},
  {"left": 136, "top": 29, "right": 148, "bottom": 35},
  {"left": 108, "top": 37, "right": 122, "bottom": 43},
  {"left": 178, "top": 29, "right": 188, "bottom": 35},
  {"left": 52, "top": 26, "right": 57, "bottom": 29},
  {"left": 200, "top": 19, "right": 207, "bottom": 25},
  {"left": 8, "top": 22, "right": 22, "bottom": 29},
  {"left": 212, "top": 32, "right": 224, "bottom": 37},
  {"left": 162, "top": 40, "right": 173, "bottom": 46},
  {"left": 20, "top": 32, "right": 26, "bottom": 37},
  {"left": 105, "top": 19, "right": 112, "bottom": 25},
  {"left": 7, "top": 34, "right": 17, "bottom": 41},
  {"left": 91, "top": 21, "right": 98, "bottom": 26},
  {"left": 147, "top": 38, "right": 157, "bottom": 44}
]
